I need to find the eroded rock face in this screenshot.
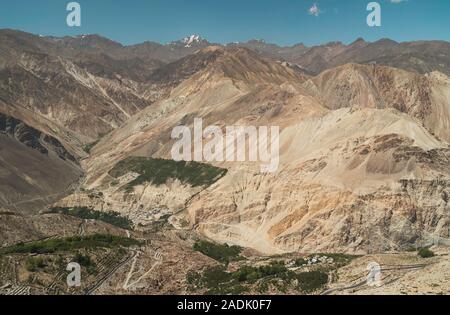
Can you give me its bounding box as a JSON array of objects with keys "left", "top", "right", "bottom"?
[
  {"left": 0, "top": 113, "right": 76, "bottom": 161},
  {"left": 176, "top": 109, "right": 450, "bottom": 255},
  {"left": 182, "top": 169, "right": 450, "bottom": 255},
  {"left": 304, "top": 64, "right": 450, "bottom": 142},
  {"left": 54, "top": 179, "right": 202, "bottom": 227}
]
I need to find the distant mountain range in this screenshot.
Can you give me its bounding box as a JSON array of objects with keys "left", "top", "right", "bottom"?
[{"left": 3, "top": 29, "right": 450, "bottom": 78}]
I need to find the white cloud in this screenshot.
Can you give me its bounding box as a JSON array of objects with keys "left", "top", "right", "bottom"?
[
  {"left": 390, "top": 0, "right": 407, "bottom": 3},
  {"left": 308, "top": 3, "right": 321, "bottom": 17}
]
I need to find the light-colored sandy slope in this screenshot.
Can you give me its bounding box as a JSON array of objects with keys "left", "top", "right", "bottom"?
[
  {"left": 82, "top": 47, "right": 326, "bottom": 187},
  {"left": 280, "top": 107, "right": 443, "bottom": 163},
  {"left": 179, "top": 108, "right": 450, "bottom": 254},
  {"left": 303, "top": 64, "right": 450, "bottom": 143},
  {"left": 424, "top": 71, "right": 450, "bottom": 142}
]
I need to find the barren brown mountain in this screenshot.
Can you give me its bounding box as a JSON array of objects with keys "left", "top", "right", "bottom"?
[
  {"left": 53, "top": 46, "right": 450, "bottom": 255},
  {"left": 0, "top": 30, "right": 449, "bottom": 295}
]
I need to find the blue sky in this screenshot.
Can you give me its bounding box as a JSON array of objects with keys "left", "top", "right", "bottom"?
[{"left": 0, "top": 0, "right": 449, "bottom": 46}]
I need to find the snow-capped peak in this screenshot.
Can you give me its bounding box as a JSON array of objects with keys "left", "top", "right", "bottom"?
[{"left": 182, "top": 34, "right": 201, "bottom": 47}]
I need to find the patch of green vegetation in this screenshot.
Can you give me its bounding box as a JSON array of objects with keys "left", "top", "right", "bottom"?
[
  {"left": 187, "top": 270, "right": 202, "bottom": 286},
  {"left": 201, "top": 266, "right": 233, "bottom": 288},
  {"left": 49, "top": 207, "right": 133, "bottom": 230},
  {"left": 25, "top": 257, "right": 46, "bottom": 272},
  {"left": 188, "top": 261, "right": 291, "bottom": 295},
  {"left": 193, "top": 240, "right": 243, "bottom": 264},
  {"left": 109, "top": 157, "right": 227, "bottom": 191},
  {"left": 186, "top": 252, "right": 357, "bottom": 294},
  {"left": 418, "top": 247, "right": 435, "bottom": 258},
  {"left": 294, "top": 258, "right": 307, "bottom": 267},
  {"left": 296, "top": 270, "right": 328, "bottom": 293},
  {"left": 0, "top": 234, "right": 141, "bottom": 256},
  {"left": 187, "top": 266, "right": 250, "bottom": 295},
  {"left": 232, "top": 261, "right": 287, "bottom": 282},
  {"left": 72, "top": 252, "right": 97, "bottom": 274},
  {"left": 73, "top": 252, "right": 94, "bottom": 267}
]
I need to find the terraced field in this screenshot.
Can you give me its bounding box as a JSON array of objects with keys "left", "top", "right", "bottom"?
[{"left": 0, "top": 234, "right": 141, "bottom": 295}]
